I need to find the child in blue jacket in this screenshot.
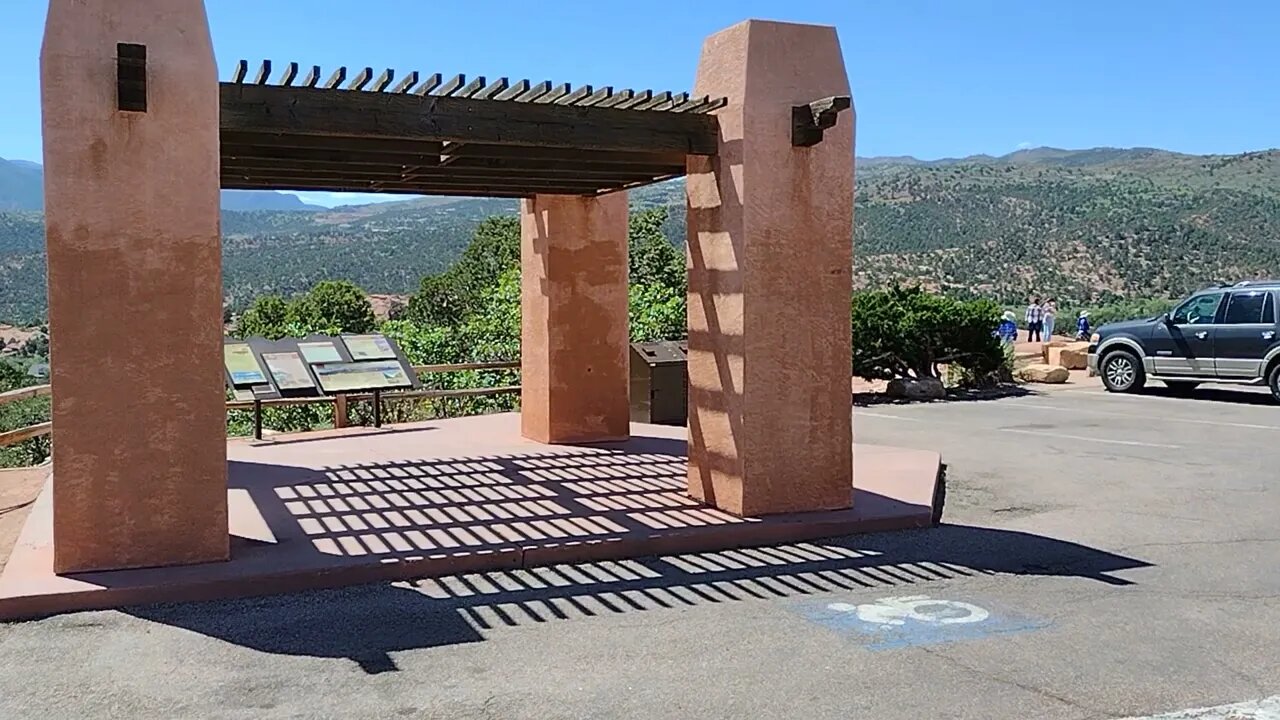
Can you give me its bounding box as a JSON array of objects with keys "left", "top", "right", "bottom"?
[
  {"left": 1075, "top": 311, "right": 1090, "bottom": 340},
  {"left": 997, "top": 311, "right": 1018, "bottom": 344}
]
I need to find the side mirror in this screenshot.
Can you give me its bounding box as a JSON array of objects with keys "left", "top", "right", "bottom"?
[{"left": 1160, "top": 313, "right": 1173, "bottom": 326}]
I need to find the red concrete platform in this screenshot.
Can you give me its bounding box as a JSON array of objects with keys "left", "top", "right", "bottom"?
[{"left": 0, "top": 414, "right": 942, "bottom": 621}]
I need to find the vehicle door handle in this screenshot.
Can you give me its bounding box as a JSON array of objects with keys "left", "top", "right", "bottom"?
[
  {"left": 1265, "top": 331, "right": 1276, "bottom": 340},
  {"left": 1195, "top": 331, "right": 1208, "bottom": 340}
]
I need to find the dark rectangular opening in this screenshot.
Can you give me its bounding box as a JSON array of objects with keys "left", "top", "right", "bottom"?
[{"left": 117, "top": 42, "right": 147, "bottom": 112}]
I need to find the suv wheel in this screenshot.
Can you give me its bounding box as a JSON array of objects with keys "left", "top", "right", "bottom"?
[
  {"left": 1101, "top": 350, "right": 1145, "bottom": 393},
  {"left": 1269, "top": 362, "right": 1280, "bottom": 404}
]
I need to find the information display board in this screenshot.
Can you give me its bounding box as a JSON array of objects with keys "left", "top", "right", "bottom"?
[
  {"left": 297, "top": 341, "right": 343, "bottom": 364},
  {"left": 342, "top": 334, "right": 397, "bottom": 361},
  {"left": 312, "top": 360, "right": 412, "bottom": 393},
  {"left": 224, "top": 343, "right": 268, "bottom": 386},
  {"left": 262, "top": 352, "right": 316, "bottom": 390}
]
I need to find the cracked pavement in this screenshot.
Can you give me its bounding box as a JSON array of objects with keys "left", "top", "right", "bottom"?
[{"left": 1, "top": 384, "right": 1277, "bottom": 719}]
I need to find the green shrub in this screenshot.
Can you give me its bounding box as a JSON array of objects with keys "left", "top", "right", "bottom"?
[{"left": 851, "top": 285, "right": 1004, "bottom": 383}]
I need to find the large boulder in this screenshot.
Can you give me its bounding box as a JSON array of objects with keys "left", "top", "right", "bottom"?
[
  {"left": 1048, "top": 341, "right": 1090, "bottom": 370},
  {"left": 886, "top": 377, "right": 946, "bottom": 400},
  {"left": 1017, "top": 363, "right": 1070, "bottom": 384}
]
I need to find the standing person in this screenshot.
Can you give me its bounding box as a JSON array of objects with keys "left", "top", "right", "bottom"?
[
  {"left": 1042, "top": 298, "right": 1057, "bottom": 340},
  {"left": 1025, "top": 296, "right": 1043, "bottom": 343},
  {"left": 1076, "top": 310, "right": 1091, "bottom": 340}
]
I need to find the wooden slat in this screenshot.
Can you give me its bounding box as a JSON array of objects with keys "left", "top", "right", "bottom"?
[
  {"left": 371, "top": 68, "right": 394, "bottom": 92},
  {"left": 221, "top": 178, "right": 598, "bottom": 198},
  {"left": 279, "top": 62, "right": 299, "bottom": 87},
  {"left": 576, "top": 87, "right": 613, "bottom": 107},
  {"left": 494, "top": 79, "right": 529, "bottom": 101},
  {"left": 0, "top": 422, "right": 51, "bottom": 448},
  {"left": 533, "top": 83, "right": 570, "bottom": 104},
  {"left": 671, "top": 95, "right": 709, "bottom": 112},
  {"left": 254, "top": 60, "right": 272, "bottom": 85},
  {"left": 556, "top": 84, "right": 592, "bottom": 105},
  {"left": 220, "top": 84, "right": 719, "bottom": 154},
  {"left": 390, "top": 70, "right": 419, "bottom": 94},
  {"left": 347, "top": 67, "right": 373, "bottom": 91},
  {"left": 323, "top": 66, "right": 347, "bottom": 89},
  {"left": 595, "top": 89, "right": 634, "bottom": 108},
  {"left": 634, "top": 91, "right": 671, "bottom": 111},
  {"left": 382, "top": 141, "right": 688, "bottom": 166},
  {"left": 516, "top": 81, "right": 551, "bottom": 102},
  {"left": 455, "top": 76, "right": 486, "bottom": 98},
  {"left": 651, "top": 92, "right": 687, "bottom": 111},
  {"left": 302, "top": 65, "right": 321, "bottom": 88},
  {"left": 614, "top": 89, "right": 652, "bottom": 110},
  {"left": 0, "top": 384, "right": 50, "bottom": 406},
  {"left": 473, "top": 77, "right": 509, "bottom": 100},
  {"left": 222, "top": 169, "right": 620, "bottom": 192},
  {"left": 232, "top": 59, "right": 249, "bottom": 84},
  {"left": 222, "top": 162, "right": 662, "bottom": 184},
  {"left": 412, "top": 72, "right": 443, "bottom": 95},
  {"left": 435, "top": 73, "right": 465, "bottom": 96}
]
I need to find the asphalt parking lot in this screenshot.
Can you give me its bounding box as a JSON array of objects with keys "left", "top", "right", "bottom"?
[{"left": 1, "top": 385, "right": 1277, "bottom": 720}]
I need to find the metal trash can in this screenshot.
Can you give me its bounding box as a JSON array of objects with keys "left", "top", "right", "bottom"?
[{"left": 629, "top": 340, "right": 688, "bottom": 425}]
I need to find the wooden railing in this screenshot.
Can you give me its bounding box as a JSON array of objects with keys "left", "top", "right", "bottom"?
[{"left": 0, "top": 360, "right": 520, "bottom": 448}]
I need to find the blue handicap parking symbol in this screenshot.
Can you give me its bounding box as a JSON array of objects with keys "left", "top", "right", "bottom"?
[{"left": 795, "top": 594, "right": 1050, "bottom": 650}]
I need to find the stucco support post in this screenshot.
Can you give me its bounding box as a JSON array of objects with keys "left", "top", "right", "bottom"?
[
  {"left": 686, "top": 20, "right": 856, "bottom": 516},
  {"left": 520, "top": 193, "right": 631, "bottom": 444},
  {"left": 41, "top": 0, "right": 229, "bottom": 572}
]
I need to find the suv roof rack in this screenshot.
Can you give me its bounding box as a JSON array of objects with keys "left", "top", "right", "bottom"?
[{"left": 1233, "top": 280, "right": 1280, "bottom": 288}]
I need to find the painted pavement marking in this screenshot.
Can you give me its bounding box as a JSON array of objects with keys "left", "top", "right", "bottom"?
[
  {"left": 857, "top": 410, "right": 1182, "bottom": 449},
  {"left": 1002, "top": 401, "right": 1280, "bottom": 432},
  {"left": 1117, "top": 695, "right": 1280, "bottom": 719},
  {"left": 794, "top": 594, "right": 1050, "bottom": 650}
]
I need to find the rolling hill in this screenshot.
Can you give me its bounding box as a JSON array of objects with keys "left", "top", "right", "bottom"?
[{"left": 1, "top": 147, "right": 1278, "bottom": 323}]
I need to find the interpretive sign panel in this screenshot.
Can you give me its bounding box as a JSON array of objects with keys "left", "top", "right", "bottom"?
[
  {"left": 312, "top": 360, "right": 412, "bottom": 393},
  {"left": 262, "top": 352, "right": 316, "bottom": 390},
  {"left": 297, "top": 341, "right": 343, "bottom": 364},
  {"left": 224, "top": 343, "right": 268, "bottom": 385},
  {"left": 342, "top": 334, "right": 397, "bottom": 361}
]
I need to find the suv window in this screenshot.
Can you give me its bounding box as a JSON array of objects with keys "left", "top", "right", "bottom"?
[
  {"left": 1171, "top": 293, "right": 1224, "bottom": 325},
  {"left": 1265, "top": 292, "right": 1276, "bottom": 324},
  {"left": 1224, "top": 291, "right": 1269, "bottom": 324}
]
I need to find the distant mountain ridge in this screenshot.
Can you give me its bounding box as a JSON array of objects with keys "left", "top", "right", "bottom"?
[
  {"left": 0, "top": 158, "right": 323, "bottom": 211},
  {"left": 1, "top": 145, "right": 1279, "bottom": 323}
]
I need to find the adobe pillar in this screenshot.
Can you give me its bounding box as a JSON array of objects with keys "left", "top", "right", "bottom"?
[
  {"left": 520, "top": 193, "right": 630, "bottom": 444},
  {"left": 686, "top": 20, "right": 855, "bottom": 516},
  {"left": 41, "top": 0, "right": 229, "bottom": 572}
]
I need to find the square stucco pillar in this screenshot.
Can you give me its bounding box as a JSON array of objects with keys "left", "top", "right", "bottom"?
[
  {"left": 686, "top": 20, "right": 855, "bottom": 516},
  {"left": 41, "top": 0, "right": 229, "bottom": 572},
  {"left": 520, "top": 193, "right": 631, "bottom": 444}
]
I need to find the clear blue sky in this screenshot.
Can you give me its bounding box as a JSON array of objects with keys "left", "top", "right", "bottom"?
[{"left": 2, "top": 1, "right": 1276, "bottom": 204}]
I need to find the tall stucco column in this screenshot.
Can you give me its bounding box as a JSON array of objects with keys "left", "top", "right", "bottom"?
[
  {"left": 686, "top": 20, "right": 855, "bottom": 516},
  {"left": 41, "top": 0, "right": 229, "bottom": 572},
  {"left": 520, "top": 193, "right": 631, "bottom": 444}
]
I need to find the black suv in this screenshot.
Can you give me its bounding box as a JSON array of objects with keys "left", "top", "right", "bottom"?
[{"left": 1088, "top": 281, "right": 1280, "bottom": 402}]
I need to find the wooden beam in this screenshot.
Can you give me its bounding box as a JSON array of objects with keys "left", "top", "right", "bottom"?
[
  {"left": 576, "top": 86, "right": 613, "bottom": 107},
  {"left": 221, "top": 167, "right": 625, "bottom": 189},
  {"left": 323, "top": 66, "right": 347, "bottom": 89},
  {"left": 302, "top": 65, "right": 321, "bottom": 88},
  {"left": 455, "top": 76, "right": 486, "bottom": 98},
  {"left": 474, "top": 77, "right": 509, "bottom": 100},
  {"left": 533, "top": 83, "right": 570, "bottom": 104},
  {"left": 347, "top": 67, "right": 373, "bottom": 91},
  {"left": 371, "top": 68, "right": 395, "bottom": 92},
  {"left": 0, "top": 422, "right": 51, "bottom": 449},
  {"left": 220, "top": 178, "right": 586, "bottom": 198},
  {"left": 232, "top": 59, "right": 249, "bottom": 84},
  {"left": 595, "top": 89, "right": 633, "bottom": 108},
  {"left": 220, "top": 83, "right": 719, "bottom": 154},
  {"left": 390, "top": 70, "right": 419, "bottom": 94},
  {"left": 614, "top": 90, "right": 652, "bottom": 110},
  {"left": 254, "top": 60, "right": 272, "bottom": 85},
  {"left": 436, "top": 74, "right": 465, "bottom": 96},
  {"left": 221, "top": 159, "right": 670, "bottom": 182},
  {"left": 221, "top": 131, "right": 444, "bottom": 156},
  {"left": 556, "top": 84, "right": 592, "bottom": 105},
  {"left": 494, "top": 79, "right": 529, "bottom": 101},
  {"left": 412, "top": 73, "right": 443, "bottom": 95},
  {"left": 279, "top": 62, "right": 299, "bottom": 87},
  {"left": 0, "top": 384, "right": 50, "bottom": 406},
  {"left": 516, "top": 81, "right": 551, "bottom": 102},
  {"left": 634, "top": 91, "right": 671, "bottom": 111}
]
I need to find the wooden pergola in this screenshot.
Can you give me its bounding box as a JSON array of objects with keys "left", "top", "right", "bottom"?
[
  {"left": 219, "top": 61, "right": 725, "bottom": 198},
  {"left": 41, "top": 1, "right": 856, "bottom": 577}
]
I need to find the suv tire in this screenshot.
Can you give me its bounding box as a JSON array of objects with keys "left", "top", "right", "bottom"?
[
  {"left": 1269, "top": 362, "right": 1280, "bottom": 404},
  {"left": 1101, "top": 349, "right": 1145, "bottom": 393}
]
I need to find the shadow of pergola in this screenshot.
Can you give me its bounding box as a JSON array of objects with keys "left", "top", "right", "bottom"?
[{"left": 126, "top": 524, "right": 1151, "bottom": 673}]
